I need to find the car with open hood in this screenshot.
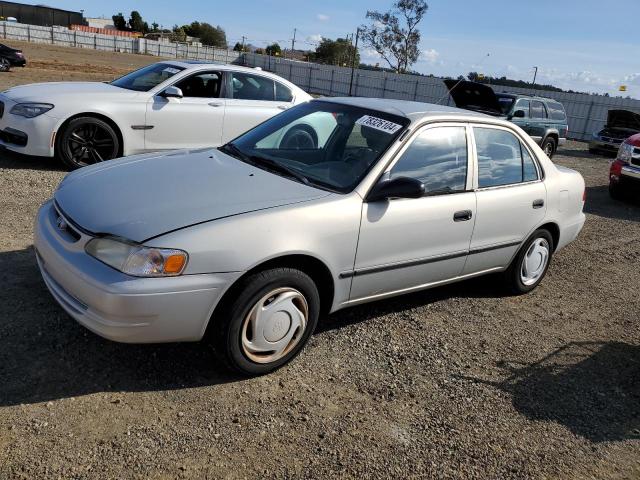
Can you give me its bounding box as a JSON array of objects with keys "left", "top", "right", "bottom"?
[
  {"left": 590, "top": 109, "right": 640, "bottom": 156},
  {"left": 0, "top": 60, "right": 310, "bottom": 169},
  {"left": 34, "top": 97, "right": 586, "bottom": 375},
  {"left": 444, "top": 80, "right": 568, "bottom": 158}
]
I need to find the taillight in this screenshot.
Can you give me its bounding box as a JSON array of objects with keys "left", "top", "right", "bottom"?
[
  {"left": 610, "top": 159, "right": 625, "bottom": 180},
  {"left": 582, "top": 189, "right": 586, "bottom": 203}
]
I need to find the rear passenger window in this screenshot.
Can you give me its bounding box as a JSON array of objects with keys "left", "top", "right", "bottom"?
[
  {"left": 547, "top": 101, "right": 567, "bottom": 121},
  {"left": 390, "top": 126, "right": 468, "bottom": 195},
  {"left": 530, "top": 101, "right": 547, "bottom": 119},
  {"left": 275, "top": 82, "right": 293, "bottom": 102},
  {"left": 231, "top": 73, "right": 275, "bottom": 101},
  {"left": 474, "top": 127, "right": 539, "bottom": 187}
]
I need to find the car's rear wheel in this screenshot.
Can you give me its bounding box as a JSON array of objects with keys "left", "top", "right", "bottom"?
[
  {"left": 211, "top": 268, "right": 320, "bottom": 375},
  {"left": 505, "top": 229, "right": 553, "bottom": 294},
  {"left": 609, "top": 182, "right": 624, "bottom": 201},
  {"left": 541, "top": 137, "right": 557, "bottom": 159},
  {"left": 57, "top": 117, "right": 120, "bottom": 170}
]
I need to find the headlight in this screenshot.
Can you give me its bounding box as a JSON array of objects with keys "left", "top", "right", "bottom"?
[
  {"left": 617, "top": 142, "right": 634, "bottom": 164},
  {"left": 10, "top": 102, "right": 54, "bottom": 118},
  {"left": 85, "top": 237, "right": 188, "bottom": 277}
]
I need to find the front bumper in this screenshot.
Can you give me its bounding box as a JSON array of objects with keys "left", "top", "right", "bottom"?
[
  {"left": 34, "top": 200, "right": 241, "bottom": 343},
  {"left": 0, "top": 95, "right": 58, "bottom": 157}
]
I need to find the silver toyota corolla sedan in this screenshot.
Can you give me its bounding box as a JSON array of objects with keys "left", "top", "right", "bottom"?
[{"left": 34, "top": 98, "right": 586, "bottom": 375}]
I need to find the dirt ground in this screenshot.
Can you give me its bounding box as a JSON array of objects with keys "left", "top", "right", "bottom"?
[{"left": 0, "top": 42, "right": 639, "bottom": 480}]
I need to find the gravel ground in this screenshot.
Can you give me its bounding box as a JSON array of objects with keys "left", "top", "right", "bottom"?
[{"left": 0, "top": 43, "right": 639, "bottom": 479}]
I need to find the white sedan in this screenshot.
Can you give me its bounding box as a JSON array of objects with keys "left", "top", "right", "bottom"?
[{"left": 0, "top": 61, "right": 311, "bottom": 169}]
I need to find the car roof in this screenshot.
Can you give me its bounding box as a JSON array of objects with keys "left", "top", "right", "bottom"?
[
  {"left": 159, "top": 60, "right": 303, "bottom": 90},
  {"left": 315, "top": 96, "right": 490, "bottom": 121}
]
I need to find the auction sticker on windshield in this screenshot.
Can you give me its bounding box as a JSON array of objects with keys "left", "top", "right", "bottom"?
[
  {"left": 356, "top": 115, "right": 403, "bottom": 134},
  {"left": 163, "top": 67, "right": 181, "bottom": 75}
]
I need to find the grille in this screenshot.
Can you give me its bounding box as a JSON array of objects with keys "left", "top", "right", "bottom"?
[
  {"left": 632, "top": 148, "right": 640, "bottom": 167},
  {"left": 53, "top": 204, "right": 81, "bottom": 242}
]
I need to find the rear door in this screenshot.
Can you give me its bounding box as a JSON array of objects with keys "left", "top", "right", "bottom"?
[
  {"left": 222, "top": 71, "right": 293, "bottom": 142},
  {"left": 463, "top": 125, "right": 546, "bottom": 275},
  {"left": 529, "top": 100, "right": 548, "bottom": 144},
  {"left": 145, "top": 70, "right": 225, "bottom": 150}
]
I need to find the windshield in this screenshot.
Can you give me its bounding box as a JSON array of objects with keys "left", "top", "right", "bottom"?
[
  {"left": 110, "top": 63, "right": 185, "bottom": 92},
  {"left": 220, "top": 101, "right": 410, "bottom": 193},
  {"left": 496, "top": 94, "right": 516, "bottom": 114}
]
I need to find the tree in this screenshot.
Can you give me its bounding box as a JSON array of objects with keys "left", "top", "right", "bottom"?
[
  {"left": 129, "top": 11, "right": 145, "bottom": 33},
  {"left": 151, "top": 22, "right": 160, "bottom": 32},
  {"left": 311, "top": 37, "right": 359, "bottom": 66},
  {"left": 180, "top": 21, "right": 227, "bottom": 47},
  {"left": 170, "top": 26, "right": 187, "bottom": 43},
  {"left": 266, "top": 43, "right": 281, "bottom": 56},
  {"left": 112, "top": 12, "right": 127, "bottom": 31},
  {"left": 255, "top": 47, "right": 265, "bottom": 55},
  {"left": 360, "top": 0, "right": 428, "bottom": 73},
  {"left": 233, "top": 42, "right": 248, "bottom": 52}
]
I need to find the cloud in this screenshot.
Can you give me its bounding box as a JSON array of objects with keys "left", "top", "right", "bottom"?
[
  {"left": 307, "top": 34, "right": 323, "bottom": 43},
  {"left": 316, "top": 14, "right": 330, "bottom": 21},
  {"left": 622, "top": 73, "right": 640, "bottom": 86},
  {"left": 421, "top": 48, "right": 440, "bottom": 64}
]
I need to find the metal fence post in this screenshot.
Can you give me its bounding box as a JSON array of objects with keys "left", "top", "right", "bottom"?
[
  {"left": 27, "top": 24, "right": 30, "bottom": 42},
  {"left": 3, "top": 22, "right": 6, "bottom": 39},
  {"left": 73, "top": 30, "right": 76, "bottom": 47},
  {"left": 413, "top": 79, "right": 419, "bottom": 100},
  {"left": 329, "top": 69, "right": 335, "bottom": 96},
  {"left": 50, "top": 26, "right": 54, "bottom": 44},
  {"left": 582, "top": 100, "right": 596, "bottom": 139},
  {"left": 382, "top": 75, "right": 388, "bottom": 98},
  {"left": 114, "top": 36, "right": 117, "bottom": 52},
  {"left": 308, "top": 65, "right": 312, "bottom": 92}
]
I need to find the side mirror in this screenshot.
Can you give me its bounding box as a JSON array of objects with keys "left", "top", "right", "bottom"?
[
  {"left": 161, "top": 86, "right": 183, "bottom": 99},
  {"left": 366, "top": 176, "right": 425, "bottom": 202},
  {"left": 511, "top": 109, "right": 526, "bottom": 119}
]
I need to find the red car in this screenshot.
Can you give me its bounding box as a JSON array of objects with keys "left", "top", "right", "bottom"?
[{"left": 609, "top": 133, "right": 640, "bottom": 200}]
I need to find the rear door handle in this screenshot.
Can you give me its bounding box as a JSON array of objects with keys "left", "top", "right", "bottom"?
[
  {"left": 453, "top": 210, "right": 473, "bottom": 222},
  {"left": 532, "top": 199, "right": 544, "bottom": 209},
  {"left": 208, "top": 102, "right": 223, "bottom": 107},
  {"left": 277, "top": 105, "right": 289, "bottom": 110}
]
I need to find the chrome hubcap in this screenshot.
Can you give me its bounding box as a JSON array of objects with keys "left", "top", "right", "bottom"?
[
  {"left": 241, "top": 288, "right": 308, "bottom": 364},
  {"left": 544, "top": 143, "right": 553, "bottom": 156},
  {"left": 520, "top": 238, "right": 550, "bottom": 286}
]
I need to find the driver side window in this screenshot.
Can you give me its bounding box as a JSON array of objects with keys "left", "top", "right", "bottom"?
[
  {"left": 175, "top": 71, "right": 221, "bottom": 98},
  {"left": 389, "top": 126, "right": 468, "bottom": 196}
]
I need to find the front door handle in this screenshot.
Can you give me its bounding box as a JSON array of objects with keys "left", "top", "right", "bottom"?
[
  {"left": 532, "top": 199, "right": 544, "bottom": 209},
  {"left": 277, "top": 105, "right": 289, "bottom": 110},
  {"left": 453, "top": 210, "right": 473, "bottom": 222},
  {"left": 208, "top": 102, "right": 223, "bottom": 107}
]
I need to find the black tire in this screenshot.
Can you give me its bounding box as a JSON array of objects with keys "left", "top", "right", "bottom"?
[
  {"left": 57, "top": 116, "right": 120, "bottom": 170},
  {"left": 280, "top": 124, "right": 318, "bottom": 149},
  {"left": 0, "top": 57, "right": 10, "bottom": 72},
  {"left": 541, "top": 137, "right": 557, "bottom": 159},
  {"left": 211, "top": 268, "right": 320, "bottom": 376},
  {"left": 504, "top": 229, "right": 554, "bottom": 295},
  {"left": 609, "top": 182, "right": 624, "bottom": 201}
]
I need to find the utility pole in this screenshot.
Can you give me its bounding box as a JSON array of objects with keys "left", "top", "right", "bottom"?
[
  {"left": 241, "top": 36, "right": 246, "bottom": 51},
  {"left": 348, "top": 28, "right": 360, "bottom": 96},
  {"left": 291, "top": 28, "right": 297, "bottom": 52},
  {"left": 532, "top": 66, "right": 538, "bottom": 86}
]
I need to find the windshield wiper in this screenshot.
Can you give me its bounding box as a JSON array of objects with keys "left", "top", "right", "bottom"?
[
  {"left": 248, "top": 155, "right": 312, "bottom": 186},
  {"left": 219, "top": 142, "right": 250, "bottom": 161}
]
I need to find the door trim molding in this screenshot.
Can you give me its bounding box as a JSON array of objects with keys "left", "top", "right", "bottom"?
[{"left": 340, "top": 240, "right": 521, "bottom": 279}]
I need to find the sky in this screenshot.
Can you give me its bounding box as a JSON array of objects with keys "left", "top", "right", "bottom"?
[{"left": 24, "top": 0, "right": 640, "bottom": 98}]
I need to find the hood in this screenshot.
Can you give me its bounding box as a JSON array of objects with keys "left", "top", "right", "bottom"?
[
  {"left": 444, "top": 80, "right": 503, "bottom": 116},
  {"left": 605, "top": 110, "right": 640, "bottom": 131},
  {"left": 54, "top": 148, "right": 331, "bottom": 242},
  {"left": 2, "top": 82, "right": 137, "bottom": 102}
]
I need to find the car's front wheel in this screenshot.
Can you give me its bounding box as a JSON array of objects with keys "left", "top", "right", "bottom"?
[
  {"left": 0, "top": 57, "right": 10, "bottom": 72},
  {"left": 505, "top": 229, "right": 553, "bottom": 294},
  {"left": 211, "top": 268, "right": 320, "bottom": 375},
  {"left": 57, "top": 116, "right": 120, "bottom": 170}
]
